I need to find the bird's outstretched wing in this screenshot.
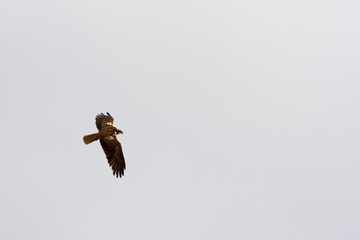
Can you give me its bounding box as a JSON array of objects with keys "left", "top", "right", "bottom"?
[
  {"left": 100, "top": 137, "right": 126, "bottom": 178},
  {"left": 96, "top": 112, "right": 114, "bottom": 130}
]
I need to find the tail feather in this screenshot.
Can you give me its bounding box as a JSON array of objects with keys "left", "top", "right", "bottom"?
[{"left": 83, "top": 133, "right": 100, "bottom": 145}]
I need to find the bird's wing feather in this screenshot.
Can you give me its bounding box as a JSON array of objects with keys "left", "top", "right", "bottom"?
[
  {"left": 100, "top": 137, "right": 126, "bottom": 178},
  {"left": 95, "top": 113, "right": 114, "bottom": 130}
]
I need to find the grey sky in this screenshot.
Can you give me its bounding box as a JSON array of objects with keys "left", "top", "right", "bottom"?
[{"left": 1, "top": 0, "right": 360, "bottom": 239}]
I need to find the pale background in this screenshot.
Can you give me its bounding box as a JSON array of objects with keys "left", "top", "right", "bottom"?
[{"left": 1, "top": 0, "right": 359, "bottom": 239}]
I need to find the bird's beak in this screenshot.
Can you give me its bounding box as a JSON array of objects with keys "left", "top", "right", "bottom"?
[{"left": 117, "top": 129, "right": 123, "bottom": 134}]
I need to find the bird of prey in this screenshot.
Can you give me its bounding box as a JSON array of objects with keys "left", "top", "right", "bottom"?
[{"left": 83, "top": 112, "right": 126, "bottom": 178}]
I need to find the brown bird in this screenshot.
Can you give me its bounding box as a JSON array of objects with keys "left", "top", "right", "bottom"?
[{"left": 83, "top": 112, "right": 126, "bottom": 178}]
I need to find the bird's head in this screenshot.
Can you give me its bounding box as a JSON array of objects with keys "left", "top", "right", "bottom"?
[{"left": 116, "top": 129, "right": 123, "bottom": 134}]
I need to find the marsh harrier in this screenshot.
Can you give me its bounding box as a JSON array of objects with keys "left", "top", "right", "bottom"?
[{"left": 83, "top": 112, "right": 125, "bottom": 178}]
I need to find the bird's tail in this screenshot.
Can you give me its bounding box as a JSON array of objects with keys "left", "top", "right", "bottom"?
[{"left": 83, "top": 133, "right": 100, "bottom": 145}]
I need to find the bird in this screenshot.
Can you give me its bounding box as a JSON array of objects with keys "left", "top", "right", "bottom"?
[{"left": 83, "top": 112, "right": 126, "bottom": 178}]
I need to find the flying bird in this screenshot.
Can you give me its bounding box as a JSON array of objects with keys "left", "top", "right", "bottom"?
[{"left": 83, "top": 112, "right": 126, "bottom": 178}]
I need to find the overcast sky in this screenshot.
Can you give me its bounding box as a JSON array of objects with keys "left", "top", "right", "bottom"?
[{"left": 1, "top": 0, "right": 360, "bottom": 239}]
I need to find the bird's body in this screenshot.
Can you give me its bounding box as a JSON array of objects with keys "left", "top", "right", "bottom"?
[
  {"left": 83, "top": 112, "right": 126, "bottom": 178},
  {"left": 100, "top": 125, "right": 118, "bottom": 138}
]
